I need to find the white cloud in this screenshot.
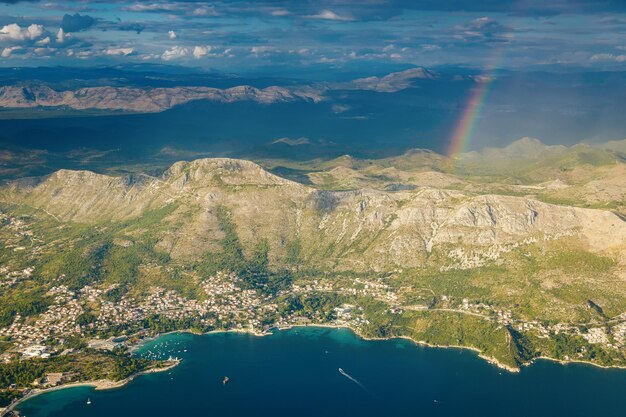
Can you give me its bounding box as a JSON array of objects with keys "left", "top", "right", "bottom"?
[
  {"left": 0, "top": 23, "right": 44, "bottom": 42},
  {"left": 191, "top": 6, "right": 218, "bottom": 16},
  {"left": 421, "top": 44, "right": 441, "bottom": 52},
  {"left": 77, "top": 50, "right": 94, "bottom": 59},
  {"left": 270, "top": 137, "right": 310, "bottom": 146},
  {"left": 250, "top": 46, "right": 275, "bottom": 56},
  {"left": 193, "top": 45, "right": 232, "bottom": 58},
  {"left": 289, "top": 48, "right": 309, "bottom": 55},
  {"left": 270, "top": 8, "right": 290, "bottom": 16},
  {"left": 36, "top": 36, "right": 51, "bottom": 46},
  {"left": 590, "top": 53, "right": 626, "bottom": 62},
  {"left": 1, "top": 46, "right": 21, "bottom": 57},
  {"left": 105, "top": 47, "right": 135, "bottom": 56},
  {"left": 168, "top": 30, "right": 177, "bottom": 40},
  {"left": 192, "top": 45, "right": 210, "bottom": 58},
  {"left": 56, "top": 28, "right": 65, "bottom": 43},
  {"left": 308, "top": 10, "right": 353, "bottom": 21},
  {"left": 124, "top": 3, "right": 180, "bottom": 12},
  {"left": 161, "top": 45, "right": 188, "bottom": 61},
  {"left": 123, "top": 2, "right": 217, "bottom": 17}
]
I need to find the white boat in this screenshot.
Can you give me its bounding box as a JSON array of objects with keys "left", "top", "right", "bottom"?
[{"left": 87, "top": 398, "right": 92, "bottom": 405}]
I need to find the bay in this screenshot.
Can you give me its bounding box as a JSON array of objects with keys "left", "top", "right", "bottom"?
[{"left": 16, "top": 327, "right": 626, "bottom": 417}]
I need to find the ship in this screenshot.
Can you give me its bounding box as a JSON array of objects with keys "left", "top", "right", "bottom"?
[{"left": 223, "top": 376, "right": 229, "bottom": 385}]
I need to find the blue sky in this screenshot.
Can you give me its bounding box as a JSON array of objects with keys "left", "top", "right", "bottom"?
[{"left": 1, "top": 0, "right": 626, "bottom": 74}]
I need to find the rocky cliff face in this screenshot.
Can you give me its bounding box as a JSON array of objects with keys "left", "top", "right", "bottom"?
[{"left": 4, "top": 157, "right": 625, "bottom": 271}]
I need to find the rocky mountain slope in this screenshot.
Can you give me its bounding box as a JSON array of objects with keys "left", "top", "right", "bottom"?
[
  {"left": 2, "top": 154, "right": 626, "bottom": 373},
  {"left": 5, "top": 157, "right": 625, "bottom": 271}
]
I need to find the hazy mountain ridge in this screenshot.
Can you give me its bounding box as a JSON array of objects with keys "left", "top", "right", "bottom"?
[
  {"left": 0, "top": 84, "right": 323, "bottom": 112},
  {"left": 0, "top": 67, "right": 442, "bottom": 113}
]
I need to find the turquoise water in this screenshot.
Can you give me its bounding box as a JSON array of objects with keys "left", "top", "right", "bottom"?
[{"left": 17, "top": 327, "right": 626, "bottom": 417}]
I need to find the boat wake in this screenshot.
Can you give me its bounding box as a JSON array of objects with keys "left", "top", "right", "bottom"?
[{"left": 338, "top": 368, "right": 366, "bottom": 390}]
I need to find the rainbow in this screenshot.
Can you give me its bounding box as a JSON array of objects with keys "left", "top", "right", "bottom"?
[{"left": 445, "top": 73, "right": 496, "bottom": 160}]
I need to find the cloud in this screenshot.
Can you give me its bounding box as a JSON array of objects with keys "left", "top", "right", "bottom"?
[
  {"left": 1, "top": 46, "right": 21, "bottom": 57},
  {"left": 168, "top": 30, "right": 177, "bottom": 39},
  {"left": 4, "top": 0, "right": 626, "bottom": 17},
  {"left": 456, "top": 16, "right": 511, "bottom": 42},
  {"left": 105, "top": 47, "right": 135, "bottom": 56},
  {"left": 590, "top": 53, "right": 626, "bottom": 62},
  {"left": 270, "top": 8, "right": 291, "bottom": 16},
  {"left": 308, "top": 10, "right": 353, "bottom": 21},
  {"left": 56, "top": 28, "right": 65, "bottom": 43},
  {"left": 118, "top": 23, "right": 146, "bottom": 34},
  {"left": 270, "top": 137, "right": 311, "bottom": 146},
  {"left": 250, "top": 45, "right": 275, "bottom": 56},
  {"left": 35, "top": 36, "right": 51, "bottom": 46},
  {"left": 61, "top": 13, "right": 95, "bottom": 32},
  {"left": 161, "top": 45, "right": 189, "bottom": 61},
  {"left": 190, "top": 5, "right": 218, "bottom": 16},
  {"left": 0, "top": 23, "right": 44, "bottom": 42},
  {"left": 193, "top": 45, "right": 210, "bottom": 58},
  {"left": 123, "top": 2, "right": 218, "bottom": 17}
]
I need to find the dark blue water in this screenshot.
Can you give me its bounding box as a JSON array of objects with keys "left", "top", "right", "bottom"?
[{"left": 16, "top": 327, "right": 626, "bottom": 417}]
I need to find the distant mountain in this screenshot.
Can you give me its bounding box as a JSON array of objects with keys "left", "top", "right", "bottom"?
[
  {"left": 0, "top": 84, "right": 323, "bottom": 113},
  {"left": 0, "top": 67, "right": 439, "bottom": 113},
  {"left": 597, "top": 138, "right": 626, "bottom": 154},
  {"left": 333, "top": 67, "right": 438, "bottom": 93},
  {"left": 465, "top": 137, "right": 567, "bottom": 160}
]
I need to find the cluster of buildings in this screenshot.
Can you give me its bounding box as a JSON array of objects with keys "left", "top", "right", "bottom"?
[
  {"left": 0, "top": 212, "right": 41, "bottom": 254},
  {"left": 291, "top": 277, "right": 399, "bottom": 305},
  {"left": 0, "top": 272, "right": 283, "bottom": 360},
  {"left": 1, "top": 241, "right": 625, "bottom": 367},
  {"left": 432, "top": 295, "right": 626, "bottom": 351},
  {"left": 0, "top": 266, "right": 34, "bottom": 288},
  {"left": 0, "top": 286, "right": 83, "bottom": 352}
]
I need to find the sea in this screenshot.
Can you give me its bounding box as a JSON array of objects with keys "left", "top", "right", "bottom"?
[{"left": 15, "top": 327, "right": 626, "bottom": 417}]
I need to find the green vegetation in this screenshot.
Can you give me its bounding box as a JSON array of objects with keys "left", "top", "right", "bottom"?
[
  {"left": 0, "top": 140, "right": 625, "bottom": 385},
  {"left": 0, "top": 349, "right": 158, "bottom": 406},
  {"left": 197, "top": 205, "right": 294, "bottom": 294}
]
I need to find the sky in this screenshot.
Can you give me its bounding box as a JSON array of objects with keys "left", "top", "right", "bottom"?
[{"left": 1, "top": 0, "right": 626, "bottom": 74}]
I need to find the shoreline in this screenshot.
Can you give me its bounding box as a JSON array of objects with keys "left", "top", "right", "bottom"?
[
  {"left": 275, "top": 323, "right": 522, "bottom": 373},
  {"left": 6, "top": 322, "right": 626, "bottom": 414},
  {"left": 2, "top": 360, "right": 178, "bottom": 416},
  {"left": 530, "top": 355, "right": 626, "bottom": 372}
]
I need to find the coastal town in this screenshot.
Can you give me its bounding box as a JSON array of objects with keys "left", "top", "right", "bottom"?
[
  {"left": 1, "top": 208, "right": 626, "bottom": 413},
  {"left": 1, "top": 260, "right": 626, "bottom": 369}
]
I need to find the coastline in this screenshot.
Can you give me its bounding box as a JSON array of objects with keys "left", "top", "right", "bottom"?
[
  {"left": 276, "top": 323, "right": 522, "bottom": 373},
  {"left": 530, "top": 355, "right": 626, "bottom": 372},
  {"left": 288, "top": 323, "right": 626, "bottom": 374},
  {"left": 7, "top": 322, "right": 626, "bottom": 414},
  {"left": 2, "top": 360, "right": 179, "bottom": 416}
]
